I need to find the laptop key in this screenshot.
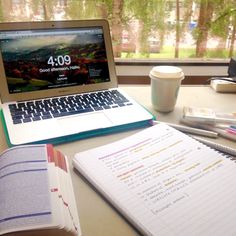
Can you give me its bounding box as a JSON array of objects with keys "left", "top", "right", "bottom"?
[
  {"left": 10, "top": 108, "right": 24, "bottom": 114},
  {"left": 22, "top": 118, "right": 32, "bottom": 123},
  {"left": 53, "top": 112, "right": 67, "bottom": 118},
  {"left": 103, "top": 105, "right": 111, "bottom": 109},
  {"left": 94, "top": 107, "right": 103, "bottom": 111},
  {"left": 8, "top": 104, "right": 17, "bottom": 110},
  {"left": 33, "top": 113, "right": 41, "bottom": 117},
  {"left": 12, "top": 115, "right": 23, "bottom": 120},
  {"left": 11, "top": 113, "right": 25, "bottom": 120},
  {"left": 32, "top": 117, "right": 41, "bottom": 121},
  {"left": 42, "top": 111, "right": 51, "bottom": 116},
  {"left": 52, "top": 107, "right": 94, "bottom": 118},
  {"left": 13, "top": 119, "right": 22, "bottom": 124},
  {"left": 118, "top": 103, "right": 125, "bottom": 107},
  {"left": 42, "top": 114, "right": 52, "bottom": 120},
  {"left": 111, "top": 105, "right": 119, "bottom": 108},
  {"left": 24, "top": 114, "right": 32, "bottom": 119}
]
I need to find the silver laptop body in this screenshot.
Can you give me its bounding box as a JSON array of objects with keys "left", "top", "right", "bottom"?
[{"left": 0, "top": 19, "right": 153, "bottom": 146}]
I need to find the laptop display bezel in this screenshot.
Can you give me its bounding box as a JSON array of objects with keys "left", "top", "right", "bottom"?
[{"left": 0, "top": 19, "right": 117, "bottom": 103}]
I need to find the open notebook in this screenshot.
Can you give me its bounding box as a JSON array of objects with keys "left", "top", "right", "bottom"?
[
  {"left": 73, "top": 124, "right": 236, "bottom": 236},
  {"left": 0, "top": 19, "right": 153, "bottom": 146}
]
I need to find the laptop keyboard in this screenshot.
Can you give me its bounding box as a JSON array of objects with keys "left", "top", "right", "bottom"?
[{"left": 8, "top": 90, "right": 133, "bottom": 124}]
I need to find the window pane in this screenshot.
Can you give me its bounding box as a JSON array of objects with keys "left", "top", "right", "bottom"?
[{"left": 0, "top": 0, "right": 235, "bottom": 59}]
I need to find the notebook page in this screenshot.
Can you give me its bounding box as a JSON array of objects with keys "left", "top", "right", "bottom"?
[{"left": 73, "top": 124, "right": 236, "bottom": 236}]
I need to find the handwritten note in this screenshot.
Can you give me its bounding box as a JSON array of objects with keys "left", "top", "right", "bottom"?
[{"left": 73, "top": 124, "right": 236, "bottom": 236}]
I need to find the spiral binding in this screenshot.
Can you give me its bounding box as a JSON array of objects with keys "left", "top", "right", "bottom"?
[{"left": 192, "top": 136, "right": 236, "bottom": 161}]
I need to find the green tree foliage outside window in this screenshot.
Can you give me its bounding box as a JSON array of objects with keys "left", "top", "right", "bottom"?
[{"left": 0, "top": 0, "right": 235, "bottom": 59}]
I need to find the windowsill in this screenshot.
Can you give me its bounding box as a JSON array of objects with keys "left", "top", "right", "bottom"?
[{"left": 115, "top": 58, "right": 229, "bottom": 84}]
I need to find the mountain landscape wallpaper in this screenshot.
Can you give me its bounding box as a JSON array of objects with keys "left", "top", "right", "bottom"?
[{"left": 1, "top": 31, "right": 110, "bottom": 93}]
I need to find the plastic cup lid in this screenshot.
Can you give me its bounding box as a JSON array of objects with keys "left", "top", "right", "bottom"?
[{"left": 150, "top": 66, "right": 184, "bottom": 79}]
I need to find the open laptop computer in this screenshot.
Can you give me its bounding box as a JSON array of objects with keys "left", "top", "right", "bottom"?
[{"left": 0, "top": 19, "right": 153, "bottom": 146}]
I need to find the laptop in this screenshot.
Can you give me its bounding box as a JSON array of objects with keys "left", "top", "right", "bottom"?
[{"left": 0, "top": 19, "right": 153, "bottom": 146}]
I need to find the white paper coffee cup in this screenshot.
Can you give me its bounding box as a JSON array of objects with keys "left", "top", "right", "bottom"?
[{"left": 150, "top": 66, "right": 184, "bottom": 112}]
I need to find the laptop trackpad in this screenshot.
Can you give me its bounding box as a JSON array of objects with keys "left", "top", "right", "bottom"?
[{"left": 57, "top": 112, "right": 112, "bottom": 134}]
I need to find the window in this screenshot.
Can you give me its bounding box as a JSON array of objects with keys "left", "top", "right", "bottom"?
[{"left": 0, "top": 0, "right": 235, "bottom": 83}]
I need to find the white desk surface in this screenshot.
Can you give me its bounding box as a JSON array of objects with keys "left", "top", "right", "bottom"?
[{"left": 0, "top": 85, "right": 236, "bottom": 236}]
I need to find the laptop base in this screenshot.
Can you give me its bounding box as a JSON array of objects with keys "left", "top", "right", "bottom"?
[{"left": 1, "top": 109, "right": 154, "bottom": 147}]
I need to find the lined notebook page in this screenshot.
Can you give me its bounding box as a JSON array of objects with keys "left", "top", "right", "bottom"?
[{"left": 73, "top": 124, "right": 236, "bottom": 236}]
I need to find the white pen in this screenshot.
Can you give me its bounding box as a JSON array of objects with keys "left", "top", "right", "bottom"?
[
  {"left": 192, "top": 136, "right": 236, "bottom": 157},
  {"left": 152, "top": 120, "right": 218, "bottom": 138},
  {"left": 211, "top": 127, "right": 236, "bottom": 142}
]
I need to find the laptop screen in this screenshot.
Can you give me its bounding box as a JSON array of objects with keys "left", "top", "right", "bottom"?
[{"left": 0, "top": 26, "right": 110, "bottom": 94}]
